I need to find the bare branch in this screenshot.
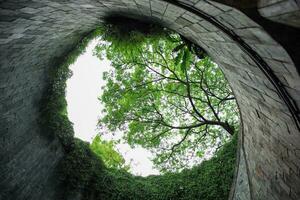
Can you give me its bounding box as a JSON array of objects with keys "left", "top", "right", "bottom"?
[
  {"left": 166, "top": 128, "right": 192, "bottom": 161},
  {"left": 183, "top": 66, "right": 207, "bottom": 121}
]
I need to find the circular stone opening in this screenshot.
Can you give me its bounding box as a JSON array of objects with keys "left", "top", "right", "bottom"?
[
  {"left": 67, "top": 16, "right": 240, "bottom": 172},
  {"left": 53, "top": 16, "right": 241, "bottom": 199},
  {"left": 1, "top": 1, "right": 299, "bottom": 200}
]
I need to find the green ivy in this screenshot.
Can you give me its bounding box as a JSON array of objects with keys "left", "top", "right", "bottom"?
[
  {"left": 59, "top": 134, "right": 237, "bottom": 199},
  {"left": 39, "top": 28, "right": 102, "bottom": 149}
]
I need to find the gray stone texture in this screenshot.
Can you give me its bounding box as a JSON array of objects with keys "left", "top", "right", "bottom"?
[
  {"left": 258, "top": 0, "right": 300, "bottom": 28},
  {"left": 0, "top": 0, "right": 299, "bottom": 200}
]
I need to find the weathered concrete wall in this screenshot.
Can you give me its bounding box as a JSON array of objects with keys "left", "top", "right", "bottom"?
[{"left": 0, "top": 0, "right": 299, "bottom": 200}]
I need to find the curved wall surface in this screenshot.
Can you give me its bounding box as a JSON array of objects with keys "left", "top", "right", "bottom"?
[{"left": 0, "top": 1, "right": 299, "bottom": 200}]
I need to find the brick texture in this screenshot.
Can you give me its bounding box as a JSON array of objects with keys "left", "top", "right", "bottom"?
[{"left": 0, "top": 0, "right": 299, "bottom": 200}]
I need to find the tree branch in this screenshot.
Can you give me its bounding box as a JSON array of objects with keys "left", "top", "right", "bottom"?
[
  {"left": 184, "top": 66, "right": 207, "bottom": 121},
  {"left": 166, "top": 128, "right": 192, "bottom": 161}
]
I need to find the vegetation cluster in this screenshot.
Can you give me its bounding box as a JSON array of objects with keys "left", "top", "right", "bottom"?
[
  {"left": 40, "top": 16, "right": 238, "bottom": 200},
  {"left": 61, "top": 134, "right": 237, "bottom": 200},
  {"left": 96, "top": 16, "right": 239, "bottom": 172}
]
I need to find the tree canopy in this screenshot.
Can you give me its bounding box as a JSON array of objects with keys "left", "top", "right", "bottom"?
[
  {"left": 42, "top": 24, "right": 238, "bottom": 200},
  {"left": 94, "top": 20, "right": 239, "bottom": 172}
]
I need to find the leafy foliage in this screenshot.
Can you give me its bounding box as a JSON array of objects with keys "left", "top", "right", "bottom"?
[
  {"left": 90, "top": 135, "right": 130, "bottom": 171},
  {"left": 109, "top": 134, "right": 237, "bottom": 200},
  {"left": 60, "top": 139, "right": 105, "bottom": 193},
  {"left": 40, "top": 18, "right": 238, "bottom": 200},
  {"left": 60, "top": 133, "right": 237, "bottom": 200},
  {"left": 95, "top": 22, "right": 239, "bottom": 172},
  {"left": 97, "top": 16, "right": 170, "bottom": 55}
]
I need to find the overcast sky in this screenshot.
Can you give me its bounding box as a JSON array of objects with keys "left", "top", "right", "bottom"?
[{"left": 66, "top": 39, "right": 159, "bottom": 176}]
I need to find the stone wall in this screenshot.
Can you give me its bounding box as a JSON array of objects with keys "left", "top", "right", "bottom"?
[
  {"left": 0, "top": 0, "right": 299, "bottom": 200},
  {"left": 258, "top": 0, "right": 300, "bottom": 28}
]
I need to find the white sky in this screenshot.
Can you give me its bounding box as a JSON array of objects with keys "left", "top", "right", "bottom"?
[{"left": 66, "top": 39, "right": 159, "bottom": 176}]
